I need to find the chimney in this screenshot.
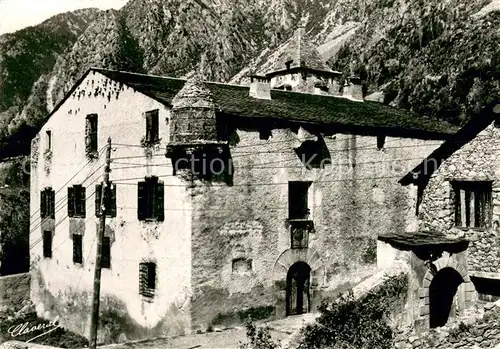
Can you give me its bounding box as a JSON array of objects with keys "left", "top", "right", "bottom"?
[
  {"left": 249, "top": 75, "right": 271, "bottom": 100},
  {"left": 342, "top": 76, "right": 364, "bottom": 102}
]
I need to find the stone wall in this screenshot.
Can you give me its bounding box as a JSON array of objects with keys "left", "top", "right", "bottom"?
[
  {"left": 419, "top": 122, "right": 500, "bottom": 275},
  {"left": 0, "top": 273, "right": 30, "bottom": 313},
  {"left": 394, "top": 303, "right": 500, "bottom": 349},
  {"left": 188, "top": 127, "right": 440, "bottom": 331}
]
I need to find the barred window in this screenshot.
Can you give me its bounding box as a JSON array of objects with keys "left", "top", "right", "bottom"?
[
  {"left": 232, "top": 258, "right": 252, "bottom": 273},
  {"left": 453, "top": 181, "right": 492, "bottom": 229},
  {"left": 139, "top": 262, "right": 156, "bottom": 298}
]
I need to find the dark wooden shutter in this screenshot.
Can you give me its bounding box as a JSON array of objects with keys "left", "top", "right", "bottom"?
[
  {"left": 95, "top": 184, "right": 102, "bottom": 217},
  {"left": 68, "top": 187, "right": 75, "bottom": 217},
  {"left": 101, "top": 237, "right": 110, "bottom": 268},
  {"left": 138, "top": 182, "right": 146, "bottom": 220},
  {"left": 49, "top": 190, "right": 55, "bottom": 219},
  {"left": 40, "top": 191, "right": 47, "bottom": 218},
  {"left": 43, "top": 231, "right": 52, "bottom": 258},
  {"left": 152, "top": 110, "right": 159, "bottom": 141},
  {"left": 73, "top": 234, "right": 82, "bottom": 263},
  {"left": 80, "top": 187, "right": 86, "bottom": 217},
  {"left": 155, "top": 182, "right": 164, "bottom": 221},
  {"left": 145, "top": 112, "right": 152, "bottom": 143},
  {"left": 110, "top": 183, "right": 117, "bottom": 217}
]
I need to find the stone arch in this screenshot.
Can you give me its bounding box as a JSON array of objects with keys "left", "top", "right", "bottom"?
[
  {"left": 272, "top": 248, "right": 326, "bottom": 288},
  {"left": 272, "top": 248, "right": 326, "bottom": 318},
  {"left": 418, "top": 254, "right": 475, "bottom": 329}
]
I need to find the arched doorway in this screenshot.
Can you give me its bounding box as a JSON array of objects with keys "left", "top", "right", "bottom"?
[
  {"left": 286, "top": 262, "right": 311, "bottom": 316},
  {"left": 429, "top": 267, "right": 463, "bottom": 328}
]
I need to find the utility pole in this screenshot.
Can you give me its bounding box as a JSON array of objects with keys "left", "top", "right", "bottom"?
[{"left": 89, "top": 137, "right": 112, "bottom": 349}]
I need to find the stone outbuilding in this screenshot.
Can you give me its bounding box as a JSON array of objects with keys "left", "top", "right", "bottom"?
[{"left": 380, "top": 101, "right": 500, "bottom": 332}]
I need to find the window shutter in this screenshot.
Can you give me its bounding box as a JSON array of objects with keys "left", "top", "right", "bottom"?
[
  {"left": 40, "top": 191, "right": 47, "bottom": 218},
  {"left": 145, "top": 113, "right": 152, "bottom": 143},
  {"left": 155, "top": 182, "right": 164, "bottom": 221},
  {"left": 49, "top": 190, "right": 55, "bottom": 219},
  {"left": 68, "top": 187, "right": 75, "bottom": 217},
  {"left": 101, "top": 237, "right": 110, "bottom": 268},
  {"left": 110, "top": 183, "right": 117, "bottom": 217},
  {"left": 152, "top": 110, "right": 159, "bottom": 141},
  {"left": 138, "top": 182, "right": 146, "bottom": 220},
  {"left": 80, "top": 187, "right": 86, "bottom": 217},
  {"left": 95, "top": 184, "right": 102, "bottom": 217}
]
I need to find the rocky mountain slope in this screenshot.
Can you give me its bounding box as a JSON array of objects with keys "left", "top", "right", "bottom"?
[
  {"left": 0, "top": 8, "right": 102, "bottom": 158},
  {"left": 2, "top": 0, "right": 500, "bottom": 159}
]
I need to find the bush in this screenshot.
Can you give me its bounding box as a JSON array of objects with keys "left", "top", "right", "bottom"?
[
  {"left": 297, "top": 275, "right": 408, "bottom": 349},
  {"left": 238, "top": 321, "right": 281, "bottom": 349}
]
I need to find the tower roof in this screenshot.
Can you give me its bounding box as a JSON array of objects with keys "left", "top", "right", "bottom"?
[
  {"left": 266, "top": 26, "right": 335, "bottom": 76},
  {"left": 171, "top": 73, "right": 215, "bottom": 109}
]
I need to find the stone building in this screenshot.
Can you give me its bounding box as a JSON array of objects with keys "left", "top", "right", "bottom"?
[
  {"left": 29, "top": 33, "right": 458, "bottom": 342},
  {"left": 379, "top": 101, "right": 500, "bottom": 332}
]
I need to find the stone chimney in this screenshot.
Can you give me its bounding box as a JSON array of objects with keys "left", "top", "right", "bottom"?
[
  {"left": 342, "top": 76, "right": 364, "bottom": 102},
  {"left": 249, "top": 75, "right": 271, "bottom": 100}
]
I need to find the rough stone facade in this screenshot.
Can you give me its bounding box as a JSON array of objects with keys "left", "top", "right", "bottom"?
[
  {"left": 187, "top": 129, "right": 440, "bottom": 331},
  {"left": 394, "top": 302, "right": 500, "bottom": 349},
  {"left": 418, "top": 122, "right": 500, "bottom": 277}
]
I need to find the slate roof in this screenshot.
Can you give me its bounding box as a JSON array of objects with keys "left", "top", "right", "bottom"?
[
  {"left": 266, "top": 27, "right": 337, "bottom": 76},
  {"left": 46, "top": 67, "right": 459, "bottom": 140},
  {"left": 378, "top": 231, "right": 468, "bottom": 249}
]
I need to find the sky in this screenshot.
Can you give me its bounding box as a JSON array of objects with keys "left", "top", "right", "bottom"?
[{"left": 0, "top": 0, "right": 128, "bottom": 35}]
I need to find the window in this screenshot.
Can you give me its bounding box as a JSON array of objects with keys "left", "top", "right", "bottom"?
[
  {"left": 137, "top": 177, "right": 164, "bottom": 221},
  {"left": 145, "top": 109, "right": 159, "bottom": 144},
  {"left": 452, "top": 181, "right": 492, "bottom": 229},
  {"left": 232, "top": 258, "right": 252, "bottom": 273},
  {"left": 101, "top": 236, "right": 110, "bottom": 269},
  {"left": 288, "top": 181, "right": 311, "bottom": 219},
  {"left": 68, "top": 185, "right": 86, "bottom": 218},
  {"left": 73, "top": 234, "right": 82, "bottom": 264},
  {"left": 139, "top": 262, "right": 156, "bottom": 297},
  {"left": 377, "top": 135, "right": 386, "bottom": 150},
  {"left": 95, "top": 183, "right": 116, "bottom": 217},
  {"left": 85, "top": 114, "right": 98, "bottom": 154},
  {"left": 40, "top": 188, "right": 55, "bottom": 219},
  {"left": 45, "top": 130, "right": 52, "bottom": 151},
  {"left": 43, "top": 231, "right": 52, "bottom": 258},
  {"left": 290, "top": 221, "right": 312, "bottom": 249}
]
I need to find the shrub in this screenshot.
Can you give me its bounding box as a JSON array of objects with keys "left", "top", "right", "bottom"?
[
  {"left": 238, "top": 321, "right": 281, "bottom": 349},
  {"left": 297, "top": 275, "right": 408, "bottom": 349}
]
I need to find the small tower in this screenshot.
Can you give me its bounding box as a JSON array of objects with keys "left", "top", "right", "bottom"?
[
  {"left": 166, "top": 73, "right": 230, "bottom": 182},
  {"left": 168, "top": 74, "right": 218, "bottom": 145},
  {"left": 264, "top": 24, "right": 342, "bottom": 95}
]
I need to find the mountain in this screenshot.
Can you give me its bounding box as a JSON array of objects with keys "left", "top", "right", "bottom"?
[
  {"left": 0, "top": 8, "right": 102, "bottom": 158},
  {"left": 3, "top": 0, "right": 500, "bottom": 159}
]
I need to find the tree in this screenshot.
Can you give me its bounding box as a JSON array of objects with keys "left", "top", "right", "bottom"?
[{"left": 111, "top": 13, "right": 145, "bottom": 73}]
